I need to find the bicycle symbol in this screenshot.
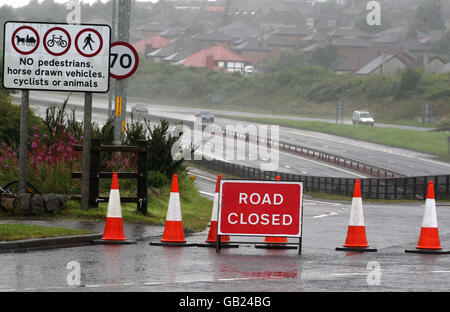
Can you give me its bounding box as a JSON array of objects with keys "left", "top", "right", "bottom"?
[{"left": 47, "top": 34, "right": 68, "bottom": 48}]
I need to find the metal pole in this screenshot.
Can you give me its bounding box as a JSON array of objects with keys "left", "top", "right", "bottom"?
[
  {"left": 108, "top": 0, "right": 117, "bottom": 118},
  {"left": 81, "top": 92, "right": 93, "bottom": 210},
  {"left": 114, "top": 0, "right": 131, "bottom": 145},
  {"left": 18, "top": 90, "right": 29, "bottom": 197}
]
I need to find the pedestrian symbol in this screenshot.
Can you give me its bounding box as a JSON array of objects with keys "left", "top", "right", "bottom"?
[
  {"left": 83, "top": 34, "right": 95, "bottom": 51},
  {"left": 75, "top": 28, "right": 103, "bottom": 58}
]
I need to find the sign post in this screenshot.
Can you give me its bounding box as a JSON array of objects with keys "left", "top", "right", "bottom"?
[
  {"left": 217, "top": 180, "right": 303, "bottom": 254},
  {"left": 3, "top": 21, "right": 111, "bottom": 210},
  {"left": 18, "top": 90, "right": 29, "bottom": 197}
]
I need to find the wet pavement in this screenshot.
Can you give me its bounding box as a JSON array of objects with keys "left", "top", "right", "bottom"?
[{"left": 1, "top": 200, "right": 450, "bottom": 292}]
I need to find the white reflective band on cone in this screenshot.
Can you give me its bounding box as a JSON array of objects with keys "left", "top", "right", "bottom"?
[
  {"left": 106, "top": 189, "right": 122, "bottom": 218},
  {"left": 422, "top": 198, "right": 438, "bottom": 228},
  {"left": 348, "top": 197, "right": 364, "bottom": 226},
  {"left": 210, "top": 193, "right": 219, "bottom": 222},
  {"left": 166, "top": 192, "right": 182, "bottom": 221}
]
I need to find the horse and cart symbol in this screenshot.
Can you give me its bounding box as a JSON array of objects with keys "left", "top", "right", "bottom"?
[{"left": 15, "top": 34, "right": 37, "bottom": 47}]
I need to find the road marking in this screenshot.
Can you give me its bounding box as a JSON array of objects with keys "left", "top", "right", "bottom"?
[
  {"left": 191, "top": 173, "right": 217, "bottom": 182},
  {"left": 199, "top": 191, "right": 215, "bottom": 197},
  {"left": 310, "top": 212, "right": 339, "bottom": 219}
]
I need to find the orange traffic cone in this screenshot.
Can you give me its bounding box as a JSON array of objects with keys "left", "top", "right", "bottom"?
[
  {"left": 150, "top": 174, "right": 196, "bottom": 247},
  {"left": 406, "top": 181, "right": 450, "bottom": 254},
  {"left": 198, "top": 175, "right": 237, "bottom": 248},
  {"left": 93, "top": 172, "right": 136, "bottom": 245},
  {"left": 336, "top": 179, "right": 376, "bottom": 252},
  {"left": 256, "top": 176, "right": 296, "bottom": 250}
]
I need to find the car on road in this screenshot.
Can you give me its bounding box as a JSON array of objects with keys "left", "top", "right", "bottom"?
[
  {"left": 195, "top": 111, "right": 215, "bottom": 123},
  {"left": 131, "top": 104, "right": 148, "bottom": 116},
  {"left": 352, "top": 110, "right": 374, "bottom": 126}
]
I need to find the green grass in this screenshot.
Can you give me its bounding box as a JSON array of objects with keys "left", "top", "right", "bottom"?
[
  {"left": 0, "top": 223, "right": 93, "bottom": 242},
  {"left": 219, "top": 115, "right": 450, "bottom": 160},
  {"left": 60, "top": 173, "right": 213, "bottom": 232}
]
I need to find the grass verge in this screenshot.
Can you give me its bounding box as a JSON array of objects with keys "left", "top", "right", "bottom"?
[
  {"left": 0, "top": 223, "right": 93, "bottom": 242},
  {"left": 60, "top": 173, "right": 213, "bottom": 232},
  {"left": 219, "top": 115, "right": 450, "bottom": 161}
]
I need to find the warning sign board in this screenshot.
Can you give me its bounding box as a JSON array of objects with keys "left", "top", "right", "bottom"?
[
  {"left": 2, "top": 21, "right": 111, "bottom": 93},
  {"left": 218, "top": 180, "right": 303, "bottom": 237}
]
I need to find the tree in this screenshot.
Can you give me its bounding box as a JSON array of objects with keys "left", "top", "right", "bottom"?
[
  {"left": 413, "top": 0, "right": 446, "bottom": 33},
  {"left": 312, "top": 45, "right": 339, "bottom": 69}
]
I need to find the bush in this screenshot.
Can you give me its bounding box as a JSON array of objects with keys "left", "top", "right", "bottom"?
[{"left": 147, "top": 170, "right": 169, "bottom": 188}]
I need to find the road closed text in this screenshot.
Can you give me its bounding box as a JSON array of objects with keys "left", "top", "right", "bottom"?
[{"left": 218, "top": 181, "right": 302, "bottom": 237}]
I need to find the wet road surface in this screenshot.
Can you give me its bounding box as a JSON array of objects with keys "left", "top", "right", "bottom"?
[{"left": 1, "top": 200, "right": 450, "bottom": 292}]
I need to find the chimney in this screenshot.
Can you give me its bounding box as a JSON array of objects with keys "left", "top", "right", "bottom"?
[{"left": 205, "top": 54, "right": 215, "bottom": 69}]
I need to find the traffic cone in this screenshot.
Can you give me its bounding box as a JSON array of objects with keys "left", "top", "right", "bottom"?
[
  {"left": 256, "top": 176, "right": 296, "bottom": 250},
  {"left": 93, "top": 172, "right": 136, "bottom": 245},
  {"left": 197, "top": 175, "right": 237, "bottom": 248},
  {"left": 406, "top": 181, "right": 450, "bottom": 254},
  {"left": 336, "top": 179, "right": 376, "bottom": 252},
  {"left": 150, "top": 174, "right": 196, "bottom": 247}
]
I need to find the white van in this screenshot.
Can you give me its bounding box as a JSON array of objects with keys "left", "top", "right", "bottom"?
[{"left": 352, "top": 111, "right": 374, "bottom": 126}]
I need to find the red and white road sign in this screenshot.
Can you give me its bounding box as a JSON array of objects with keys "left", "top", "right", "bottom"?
[
  {"left": 3, "top": 21, "right": 111, "bottom": 93},
  {"left": 218, "top": 180, "right": 303, "bottom": 237},
  {"left": 110, "top": 41, "right": 139, "bottom": 80}
]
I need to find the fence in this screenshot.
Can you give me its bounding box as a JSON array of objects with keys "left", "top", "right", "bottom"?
[
  {"left": 72, "top": 139, "right": 148, "bottom": 214},
  {"left": 191, "top": 158, "right": 450, "bottom": 200}
]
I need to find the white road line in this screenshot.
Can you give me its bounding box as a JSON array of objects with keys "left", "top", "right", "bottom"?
[
  {"left": 192, "top": 173, "right": 217, "bottom": 182},
  {"left": 199, "top": 191, "right": 215, "bottom": 197}
]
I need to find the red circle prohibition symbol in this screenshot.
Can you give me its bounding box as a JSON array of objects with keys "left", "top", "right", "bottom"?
[
  {"left": 43, "top": 27, "right": 71, "bottom": 56},
  {"left": 110, "top": 41, "right": 139, "bottom": 80},
  {"left": 75, "top": 28, "right": 103, "bottom": 58},
  {"left": 11, "top": 26, "right": 40, "bottom": 55}
]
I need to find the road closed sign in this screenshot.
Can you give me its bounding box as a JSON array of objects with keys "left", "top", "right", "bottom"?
[
  {"left": 2, "top": 21, "right": 111, "bottom": 93},
  {"left": 218, "top": 180, "right": 303, "bottom": 237}
]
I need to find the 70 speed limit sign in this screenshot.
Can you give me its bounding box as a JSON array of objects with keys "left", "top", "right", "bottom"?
[{"left": 110, "top": 41, "right": 139, "bottom": 80}]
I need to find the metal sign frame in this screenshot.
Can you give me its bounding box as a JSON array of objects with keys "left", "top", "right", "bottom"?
[{"left": 216, "top": 179, "right": 304, "bottom": 254}]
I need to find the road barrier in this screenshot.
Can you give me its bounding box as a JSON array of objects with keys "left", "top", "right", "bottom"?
[{"left": 190, "top": 158, "right": 450, "bottom": 201}]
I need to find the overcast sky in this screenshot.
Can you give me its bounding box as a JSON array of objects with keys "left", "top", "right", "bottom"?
[{"left": 0, "top": 0, "right": 159, "bottom": 8}]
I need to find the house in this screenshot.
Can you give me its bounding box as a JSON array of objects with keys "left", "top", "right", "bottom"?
[
  {"left": 272, "top": 25, "right": 312, "bottom": 43},
  {"left": 263, "top": 32, "right": 296, "bottom": 58},
  {"left": 218, "top": 22, "right": 260, "bottom": 40},
  {"left": 137, "top": 22, "right": 171, "bottom": 36},
  {"left": 437, "top": 63, "right": 450, "bottom": 74},
  {"left": 180, "top": 46, "right": 248, "bottom": 74},
  {"left": 133, "top": 35, "right": 171, "bottom": 55},
  {"left": 191, "top": 30, "right": 235, "bottom": 48},
  {"left": 333, "top": 38, "right": 377, "bottom": 73},
  {"left": 356, "top": 53, "right": 408, "bottom": 75},
  {"left": 415, "top": 54, "right": 447, "bottom": 73},
  {"left": 233, "top": 36, "right": 272, "bottom": 65}
]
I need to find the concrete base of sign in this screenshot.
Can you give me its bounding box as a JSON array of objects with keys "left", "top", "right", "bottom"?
[
  {"left": 335, "top": 246, "right": 377, "bottom": 252},
  {"left": 197, "top": 242, "right": 239, "bottom": 248},
  {"left": 92, "top": 239, "right": 137, "bottom": 245},
  {"left": 149, "top": 242, "right": 197, "bottom": 247},
  {"left": 255, "top": 243, "right": 299, "bottom": 250},
  {"left": 405, "top": 248, "right": 450, "bottom": 254}
]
